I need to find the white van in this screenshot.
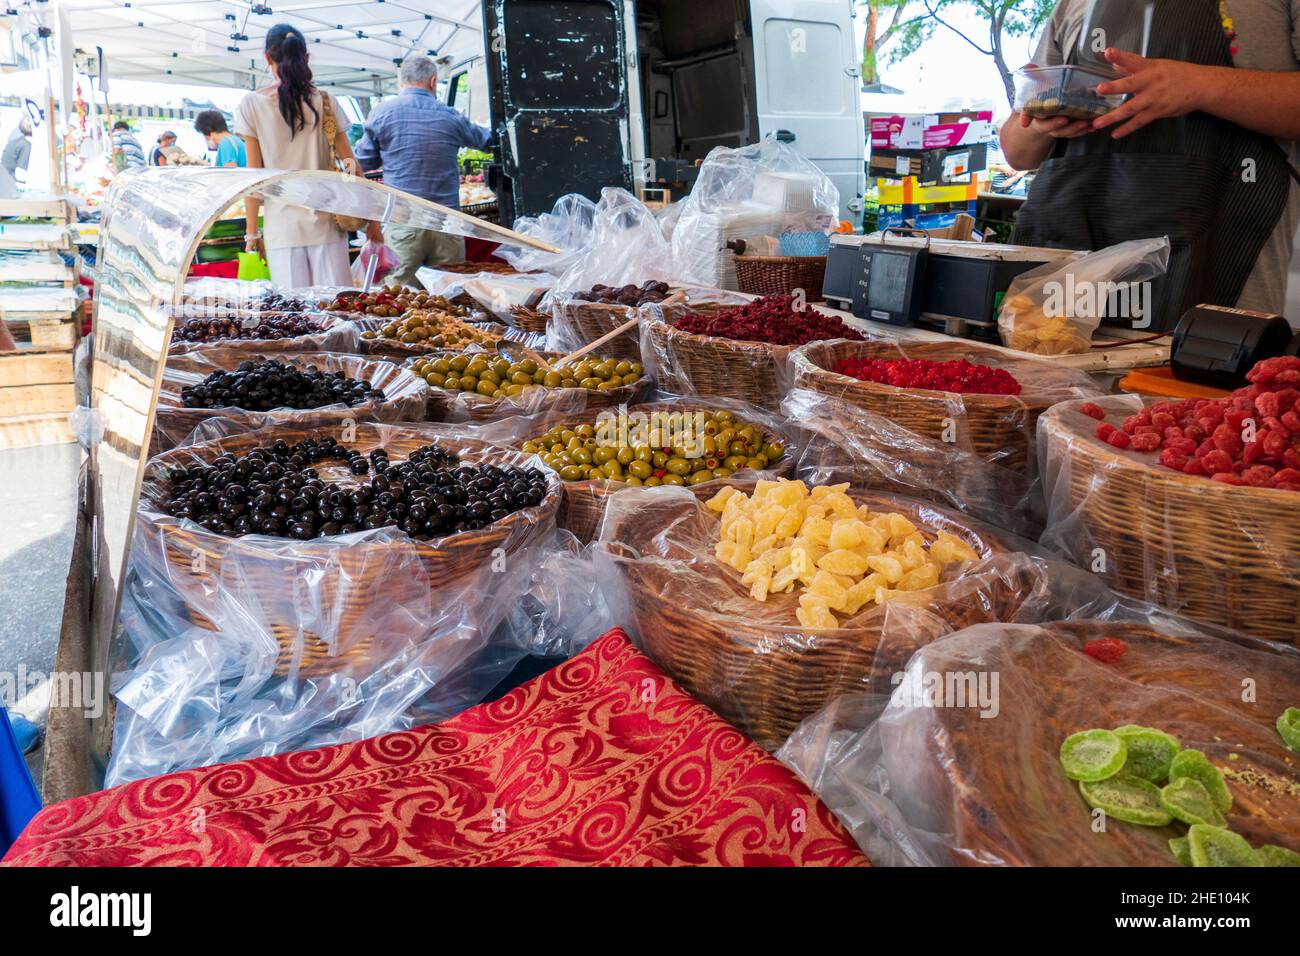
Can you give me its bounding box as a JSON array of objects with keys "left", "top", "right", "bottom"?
[{"left": 464, "top": 0, "right": 865, "bottom": 224}]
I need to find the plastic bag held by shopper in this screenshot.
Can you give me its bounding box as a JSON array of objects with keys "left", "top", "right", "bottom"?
[
  {"left": 351, "top": 240, "right": 399, "bottom": 285},
  {"left": 998, "top": 237, "right": 1170, "bottom": 355}
]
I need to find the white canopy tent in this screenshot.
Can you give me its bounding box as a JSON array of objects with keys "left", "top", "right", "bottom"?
[{"left": 59, "top": 0, "right": 486, "bottom": 97}]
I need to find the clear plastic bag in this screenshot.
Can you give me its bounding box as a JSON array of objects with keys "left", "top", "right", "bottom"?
[
  {"left": 107, "top": 420, "right": 567, "bottom": 786},
  {"left": 998, "top": 237, "right": 1169, "bottom": 355},
  {"left": 166, "top": 307, "right": 361, "bottom": 356},
  {"left": 597, "top": 481, "right": 1048, "bottom": 750},
  {"left": 776, "top": 614, "right": 1300, "bottom": 866},
  {"left": 496, "top": 192, "right": 598, "bottom": 276},
  {"left": 670, "top": 137, "right": 840, "bottom": 289},
  {"left": 782, "top": 339, "right": 1103, "bottom": 536},
  {"left": 1037, "top": 395, "right": 1300, "bottom": 646},
  {"left": 350, "top": 240, "right": 399, "bottom": 286},
  {"left": 152, "top": 349, "right": 429, "bottom": 455},
  {"left": 550, "top": 187, "right": 675, "bottom": 295}
]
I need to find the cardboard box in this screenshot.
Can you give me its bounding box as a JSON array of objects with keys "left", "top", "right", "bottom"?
[
  {"left": 869, "top": 111, "right": 995, "bottom": 150},
  {"left": 869, "top": 144, "right": 989, "bottom": 186}
]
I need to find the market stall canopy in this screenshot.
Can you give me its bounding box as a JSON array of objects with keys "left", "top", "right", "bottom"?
[
  {"left": 61, "top": 0, "right": 484, "bottom": 95},
  {"left": 77, "top": 164, "right": 558, "bottom": 789}
]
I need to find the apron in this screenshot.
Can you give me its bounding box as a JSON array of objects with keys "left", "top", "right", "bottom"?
[{"left": 1011, "top": 0, "right": 1292, "bottom": 329}]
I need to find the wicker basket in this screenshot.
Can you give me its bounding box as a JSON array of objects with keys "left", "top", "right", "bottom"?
[
  {"left": 520, "top": 401, "right": 796, "bottom": 543},
  {"left": 643, "top": 307, "right": 796, "bottom": 411},
  {"left": 168, "top": 313, "right": 358, "bottom": 357},
  {"left": 352, "top": 317, "right": 515, "bottom": 360},
  {"left": 427, "top": 260, "right": 521, "bottom": 275},
  {"left": 550, "top": 299, "right": 646, "bottom": 363},
  {"left": 1040, "top": 401, "right": 1300, "bottom": 645},
  {"left": 792, "top": 340, "right": 1065, "bottom": 473},
  {"left": 411, "top": 350, "right": 652, "bottom": 424},
  {"left": 153, "top": 350, "right": 429, "bottom": 456},
  {"left": 510, "top": 305, "right": 549, "bottom": 335},
  {"left": 733, "top": 254, "right": 827, "bottom": 300},
  {"left": 608, "top": 481, "right": 1037, "bottom": 749},
  {"left": 138, "top": 423, "right": 562, "bottom": 679}
]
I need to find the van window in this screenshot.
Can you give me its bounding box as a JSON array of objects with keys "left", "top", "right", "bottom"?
[
  {"left": 504, "top": 0, "right": 622, "bottom": 109},
  {"left": 761, "top": 19, "right": 846, "bottom": 115}
]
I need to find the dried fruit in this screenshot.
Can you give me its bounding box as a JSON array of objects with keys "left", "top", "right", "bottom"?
[
  {"left": 1113, "top": 725, "right": 1178, "bottom": 780},
  {"left": 1277, "top": 706, "right": 1300, "bottom": 752},
  {"left": 1186, "top": 825, "right": 1261, "bottom": 867},
  {"left": 1256, "top": 844, "right": 1300, "bottom": 867},
  {"left": 832, "top": 356, "right": 1022, "bottom": 396},
  {"left": 675, "top": 295, "right": 863, "bottom": 347},
  {"left": 1082, "top": 637, "right": 1127, "bottom": 663},
  {"left": 1169, "top": 836, "right": 1192, "bottom": 867},
  {"left": 1060, "top": 729, "right": 1127, "bottom": 781},
  {"left": 1160, "top": 776, "right": 1227, "bottom": 827},
  {"left": 1078, "top": 774, "right": 1173, "bottom": 826},
  {"left": 1168, "top": 749, "right": 1232, "bottom": 813}
]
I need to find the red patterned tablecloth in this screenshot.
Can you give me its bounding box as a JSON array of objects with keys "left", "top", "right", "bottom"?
[{"left": 3, "top": 628, "right": 866, "bottom": 866}]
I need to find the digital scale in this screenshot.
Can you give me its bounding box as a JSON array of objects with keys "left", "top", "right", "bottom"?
[{"left": 823, "top": 233, "right": 1076, "bottom": 339}]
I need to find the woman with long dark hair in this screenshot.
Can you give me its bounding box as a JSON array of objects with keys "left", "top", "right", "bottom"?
[{"left": 235, "top": 24, "right": 377, "bottom": 286}]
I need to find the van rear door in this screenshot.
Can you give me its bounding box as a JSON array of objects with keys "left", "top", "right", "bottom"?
[
  {"left": 747, "top": 0, "right": 865, "bottom": 221},
  {"left": 482, "top": 0, "right": 636, "bottom": 223}
]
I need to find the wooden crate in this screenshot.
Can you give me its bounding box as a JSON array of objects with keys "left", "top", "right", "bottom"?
[
  {"left": 3, "top": 315, "right": 78, "bottom": 349},
  {"left": 0, "top": 383, "right": 75, "bottom": 417},
  {"left": 0, "top": 411, "right": 74, "bottom": 449},
  {"left": 0, "top": 349, "right": 74, "bottom": 388},
  {"left": 0, "top": 197, "right": 74, "bottom": 222}
]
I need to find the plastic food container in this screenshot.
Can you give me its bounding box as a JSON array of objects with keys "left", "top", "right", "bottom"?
[{"left": 1013, "top": 65, "right": 1124, "bottom": 121}]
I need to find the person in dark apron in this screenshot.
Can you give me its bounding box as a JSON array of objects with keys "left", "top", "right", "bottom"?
[{"left": 1001, "top": 0, "right": 1300, "bottom": 329}]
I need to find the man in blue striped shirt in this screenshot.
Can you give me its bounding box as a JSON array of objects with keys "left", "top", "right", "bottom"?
[{"left": 356, "top": 55, "right": 494, "bottom": 285}]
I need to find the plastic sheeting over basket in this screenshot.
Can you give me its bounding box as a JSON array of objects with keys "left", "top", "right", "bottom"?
[
  {"left": 167, "top": 308, "right": 360, "bottom": 357},
  {"left": 110, "top": 420, "right": 565, "bottom": 786},
  {"left": 598, "top": 480, "right": 1049, "bottom": 750},
  {"left": 477, "top": 393, "right": 801, "bottom": 543},
  {"left": 151, "top": 350, "right": 429, "bottom": 455},
  {"left": 1039, "top": 396, "right": 1300, "bottom": 645},
  {"left": 776, "top": 618, "right": 1300, "bottom": 866}
]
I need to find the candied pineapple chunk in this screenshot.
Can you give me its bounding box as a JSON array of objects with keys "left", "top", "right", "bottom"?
[
  {"left": 818, "top": 548, "right": 870, "bottom": 577},
  {"left": 706, "top": 486, "right": 741, "bottom": 512},
  {"left": 930, "top": 531, "right": 979, "bottom": 564},
  {"left": 714, "top": 482, "right": 963, "bottom": 629},
  {"left": 828, "top": 518, "right": 867, "bottom": 550}
]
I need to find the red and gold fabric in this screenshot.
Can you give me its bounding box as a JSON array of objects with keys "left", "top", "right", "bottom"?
[{"left": 3, "top": 628, "right": 866, "bottom": 866}]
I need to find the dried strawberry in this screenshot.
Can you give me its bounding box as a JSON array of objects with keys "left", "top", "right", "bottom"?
[
  {"left": 1159, "top": 447, "right": 1189, "bottom": 470},
  {"left": 1080, "top": 402, "right": 1106, "bottom": 420},
  {"left": 1083, "top": 638, "right": 1127, "bottom": 663},
  {"left": 1105, "top": 429, "right": 1131, "bottom": 449},
  {"left": 1201, "top": 449, "right": 1233, "bottom": 473},
  {"left": 1130, "top": 432, "right": 1162, "bottom": 452},
  {"left": 1095, "top": 422, "right": 1116, "bottom": 440},
  {"left": 1211, "top": 472, "right": 1243, "bottom": 484}
]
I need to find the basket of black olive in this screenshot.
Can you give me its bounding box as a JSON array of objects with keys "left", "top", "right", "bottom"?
[
  {"left": 409, "top": 349, "right": 651, "bottom": 423},
  {"left": 136, "top": 422, "right": 561, "bottom": 679},
  {"left": 152, "top": 351, "right": 428, "bottom": 455},
  {"left": 167, "top": 309, "right": 359, "bottom": 356}
]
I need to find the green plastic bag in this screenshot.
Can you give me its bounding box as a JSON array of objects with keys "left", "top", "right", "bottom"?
[{"left": 237, "top": 251, "right": 271, "bottom": 281}]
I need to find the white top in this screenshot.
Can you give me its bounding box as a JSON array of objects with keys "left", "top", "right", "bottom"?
[{"left": 235, "top": 87, "right": 346, "bottom": 249}]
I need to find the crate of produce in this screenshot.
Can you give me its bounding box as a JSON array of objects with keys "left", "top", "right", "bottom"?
[
  {"left": 152, "top": 351, "right": 428, "bottom": 455},
  {"left": 509, "top": 399, "right": 794, "bottom": 542},
  {"left": 1039, "top": 361, "right": 1300, "bottom": 645},
  {"left": 791, "top": 340, "right": 1099, "bottom": 474},
  {"left": 136, "top": 422, "right": 561, "bottom": 679},
  {"left": 604, "top": 479, "right": 1041, "bottom": 749},
  {"left": 642, "top": 294, "right": 864, "bottom": 411},
  {"left": 778, "top": 619, "right": 1300, "bottom": 866},
  {"left": 409, "top": 350, "right": 650, "bottom": 425}
]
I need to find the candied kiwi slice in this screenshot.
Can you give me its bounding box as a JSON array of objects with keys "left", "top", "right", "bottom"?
[
  {"left": 1060, "top": 729, "right": 1128, "bottom": 782},
  {"left": 1256, "top": 844, "right": 1300, "bottom": 867},
  {"left": 1169, "top": 749, "right": 1232, "bottom": 813},
  {"left": 1187, "top": 825, "right": 1261, "bottom": 867},
  {"left": 1113, "top": 724, "right": 1180, "bottom": 781},
  {"left": 1078, "top": 774, "right": 1173, "bottom": 826},
  {"left": 1169, "top": 836, "right": 1192, "bottom": 867},
  {"left": 1277, "top": 707, "right": 1300, "bottom": 753},
  {"left": 1160, "top": 776, "right": 1227, "bottom": 828}
]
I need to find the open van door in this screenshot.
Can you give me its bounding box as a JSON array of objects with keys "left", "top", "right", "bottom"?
[
  {"left": 482, "top": 0, "right": 638, "bottom": 224},
  {"left": 748, "top": 0, "right": 865, "bottom": 221}
]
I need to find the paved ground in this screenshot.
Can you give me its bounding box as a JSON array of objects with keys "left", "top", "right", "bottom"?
[{"left": 0, "top": 442, "right": 81, "bottom": 787}]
